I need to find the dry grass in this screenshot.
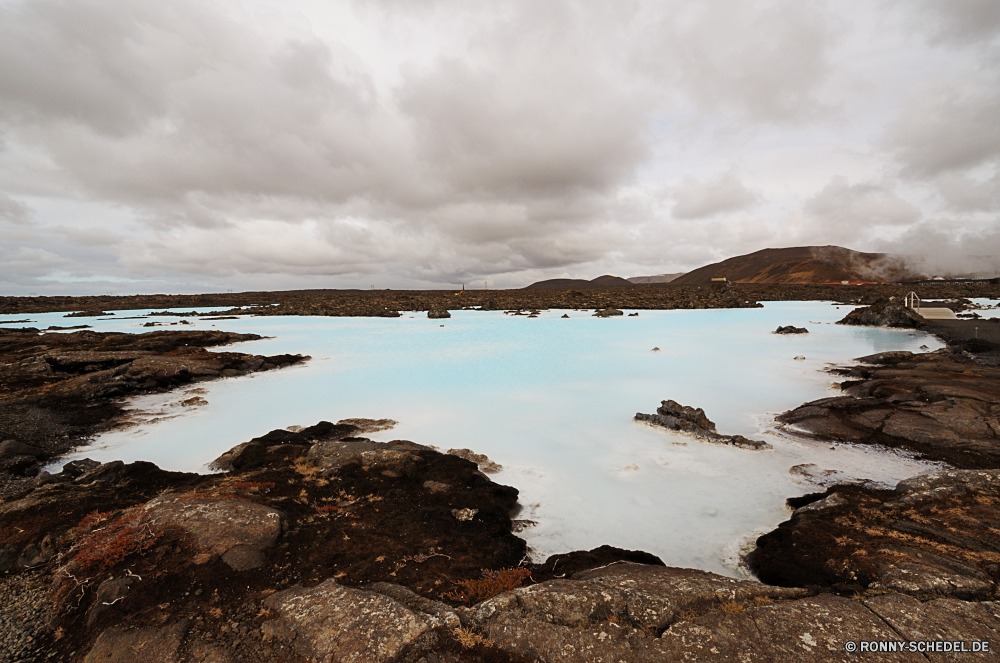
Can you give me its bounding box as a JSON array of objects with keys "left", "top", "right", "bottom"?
[
  {"left": 718, "top": 601, "right": 745, "bottom": 615},
  {"left": 752, "top": 597, "right": 774, "bottom": 606},
  {"left": 453, "top": 627, "right": 493, "bottom": 649},
  {"left": 293, "top": 459, "right": 321, "bottom": 479},
  {"left": 443, "top": 568, "right": 531, "bottom": 604}
]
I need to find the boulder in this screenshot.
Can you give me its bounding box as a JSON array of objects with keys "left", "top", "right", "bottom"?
[
  {"left": 261, "top": 578, "right": 451, "bottom": 662},
  {"left": 427, "top": 310, "right": 451, "bottom": 319},
  {"left": 0, "top": 440, "right": 45, "bottom": 459},
  {"left": 774, "top": 326, "right": 809, "bottom": 334},
  {"left": 307, "top": 438, "right": 428, "bottom": 476},
  {"left": 635, "top": 400, "right": 771, "bottom": 450},
  {"left": 83, "top": 620, "right": 189, "bottom": 663},
  {"left": 74, "top": 460, "right": 126, "bottom": 485},
  {"left": 460, "top": 564, "right": 934, "bottom": 663},
  {"left": 143, "top": 496, "right": 284, "bottom": 570},
  {"left": 445, "top": 448, "right": 502, "bottom": 473},
  {"left": 838, "top": 302, "right": 924, "bottom": 328}
]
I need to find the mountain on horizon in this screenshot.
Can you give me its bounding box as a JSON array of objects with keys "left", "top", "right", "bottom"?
[
  {"left": 524, "top": 274, "right": 634, "bottom": 289},
  {"left": 670, "top": 246, "right": 915, "bottom": 285},
  {"left": 626, "top": 273, "right": 684, "bottom": 284}
]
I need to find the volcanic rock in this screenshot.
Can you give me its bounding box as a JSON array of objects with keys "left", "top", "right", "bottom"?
[
  {"left": 749, "top": 469, "right": 1000, "bottom": 598},
  {"left": 776, "top": 349, "right": 1000, "bottom": 467},
  {"left": 262, "top": 579, "right": 452, "bottom": 662},
  {"left": 427, "top": 309, "right": 451, "bottom": 319},
  {"left": 143, "top": 496, "right": 285, "bottom": 570},
  {"left": 635, "top": 399, "right": 771, "bottom": 449},
  {"left": 84, "top": 621, "right": 189, "bottom": 663},
  {"left": 774, "top": 325, "right": 808, "bottom": 334},
  {"left": 838, "top": 301, "right": 924, "bottom": 328},
  {"left": 445, "top": 448, "right": 502, "bottom": 473}
]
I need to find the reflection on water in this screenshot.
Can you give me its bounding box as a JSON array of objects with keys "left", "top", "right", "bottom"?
[{"left": 5, "top": 301, "right": 946, "bottom": 577}]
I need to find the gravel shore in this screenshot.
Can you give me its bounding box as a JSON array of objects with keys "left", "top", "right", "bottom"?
[{"left": 0, "top": 569, "right": 50, "bottom": 663}]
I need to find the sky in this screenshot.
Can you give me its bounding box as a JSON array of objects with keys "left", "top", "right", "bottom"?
[{"left": 0, "top": 0, "right": 998, "bottom": 294}]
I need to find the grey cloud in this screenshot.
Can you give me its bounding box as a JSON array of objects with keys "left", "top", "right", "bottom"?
[
  {"left": 0, "top": 194, "right": 32, "bottom": 224},
  {"left": 0, "top": 246, "right": 69, "bottom": 279},
  {"left": 804, "top": 177, "right": 921, "bottom": 233},
  {"left": 933, "top": 172, "right": 1000, "bottom": 211},
  {"left": 885, "top": 84, "right": 1000, "bottom": 177},
  {"left": 56, "top": 225, "right": 124, "bottom": 246},
  {"left": 0, "top": 0, "right": 997, "bottom": 292},
  {"left": 636, "top": 0, "right": 835, "bottom": 121},
  {"left": 670, "top": 172, "right": 759, "bottom": 219},
  {"left": 878, "top": 221, "right": 1000, "bottom": 277},
  {"left": 911, "top": 0, "right": 1000, "bottom": 45}
]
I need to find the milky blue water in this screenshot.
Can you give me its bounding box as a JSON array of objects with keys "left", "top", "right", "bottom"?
[{"left": 2, "top": 302, "right": 946, "bottom": 576}]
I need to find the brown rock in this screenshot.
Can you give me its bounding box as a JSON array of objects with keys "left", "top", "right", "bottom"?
[
  {"left": 262, "top": 578, "right": 446, "bottom": 662},
  {"left": 143, "top": 496, "right": 283, "bottom": 570},
  {"left": 83, "top": 620, "right": 189, "bottom": 663}
]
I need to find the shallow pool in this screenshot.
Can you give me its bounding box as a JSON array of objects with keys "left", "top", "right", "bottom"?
[{"left": 2, "top": 302, "right": 945, "bottom": 576}]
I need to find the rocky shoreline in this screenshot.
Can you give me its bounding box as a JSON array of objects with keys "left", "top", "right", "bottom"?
[
  {"left": 5, "top": 301, "right": 1000, "bottom": 661},
  {"left": 0, "top": 327, "right": 309, "bottom": 499},
  {"left": 1, "top": 282, "right": 997, "bottom": 318}
]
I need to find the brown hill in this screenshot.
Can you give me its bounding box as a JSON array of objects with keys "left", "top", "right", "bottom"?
[
  {"left": 525, "top": 275, "right": 634, "bottom": 290},
  {"left": 671, "top": 246, "right": 914, "bottom": 285}
]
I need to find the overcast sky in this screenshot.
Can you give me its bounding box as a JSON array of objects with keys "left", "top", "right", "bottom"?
[{"left": 1, "top": 0, "right": 998, "bottom": 294}]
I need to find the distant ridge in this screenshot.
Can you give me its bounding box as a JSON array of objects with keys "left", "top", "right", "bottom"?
[
  {"left": 671, "top": 246, "right": 914, "bottom": 285},
  {"left": 525, "top": 274, "right": 634, "bottom": 290},
  {"left": 627, "top": 273, "right": 684, "bottom": 285}
]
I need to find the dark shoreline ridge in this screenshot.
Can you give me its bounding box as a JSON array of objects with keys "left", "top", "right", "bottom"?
[
  {"left": 4, "top": 305, "right": 1000, "bottom": 661},
  {"left": 1, "top": 281, "right": 998, "bottom": 317}
]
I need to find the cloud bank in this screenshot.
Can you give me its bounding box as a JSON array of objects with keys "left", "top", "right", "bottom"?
[{"left": 0, "top": 0, "right": 997, "bottom": 293}]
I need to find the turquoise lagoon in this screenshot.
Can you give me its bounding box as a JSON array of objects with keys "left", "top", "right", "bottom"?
[{"left": 1, "top": 302, "right": 946, "bottom": 576}]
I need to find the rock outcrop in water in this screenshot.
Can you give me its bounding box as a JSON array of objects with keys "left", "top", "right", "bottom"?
[
  {"left": 838, "top": 300, "right": 924, "bottom": 328},
  {"left": 635, "top": 399, "right": 771, "bottom": 449},
  {"left": 749, "top": 469, "right": 1000, "bottom": 600},
  {"left": 774, "top": 325, "right": 808, "bottom": 334},
  {"left": 777, "top": 349, "right": 1000, "bottom": 468}
]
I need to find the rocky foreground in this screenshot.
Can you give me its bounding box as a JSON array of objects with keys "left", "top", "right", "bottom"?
[{"left": 6, "top": 418, "right": 1000, "bottom": 662}]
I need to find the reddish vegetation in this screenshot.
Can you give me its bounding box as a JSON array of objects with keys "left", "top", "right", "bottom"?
[
  {"left": 444, "top": 567, "right": 533, "bottom": 604},
  {"left": 70, "top": 508, "right": 160, "bottom": 574}
]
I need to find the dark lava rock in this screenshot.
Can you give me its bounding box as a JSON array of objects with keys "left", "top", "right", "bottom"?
[
  {"left": 0, "top": 327, "right": 310, "bottom": 494},
  {"left": 748, "top": 470, "right": 1000, "bottom": 600},
  {"left": 530, "top": 545, "right": 665, "bottom": 582},
  {"left": 83, "top": 620, "right": 189, "bottom": 663},
  {"left": 65, "top": 310, "right": 112, "bottom": 318},
  {"left": 776, "top": 349, "right": 1000, "bottom": 467},
  {"left": 593, "top": 308, "right": 624, "bottom": 317},
  {"left": 262, "top": 579, "right": 453, "bottom": 662},
  {"left": 635, "top": 399, "right": 771, "bottom": 449},
  {"left": 428, "top": 309, "right": 451, "bottom": 319},
  {"left": 774, "top": 325, "right": 808, "bottom": 334},
  {"left": 838, "top": 300, "right": 924, "bottom": 328},
  {"left": 0, "top": 440, "right": 45, "bottom": 459}
]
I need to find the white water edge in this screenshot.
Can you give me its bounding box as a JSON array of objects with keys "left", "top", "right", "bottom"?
[{"left": 5, "top": 301, "right": 947, "bottom": 578}]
